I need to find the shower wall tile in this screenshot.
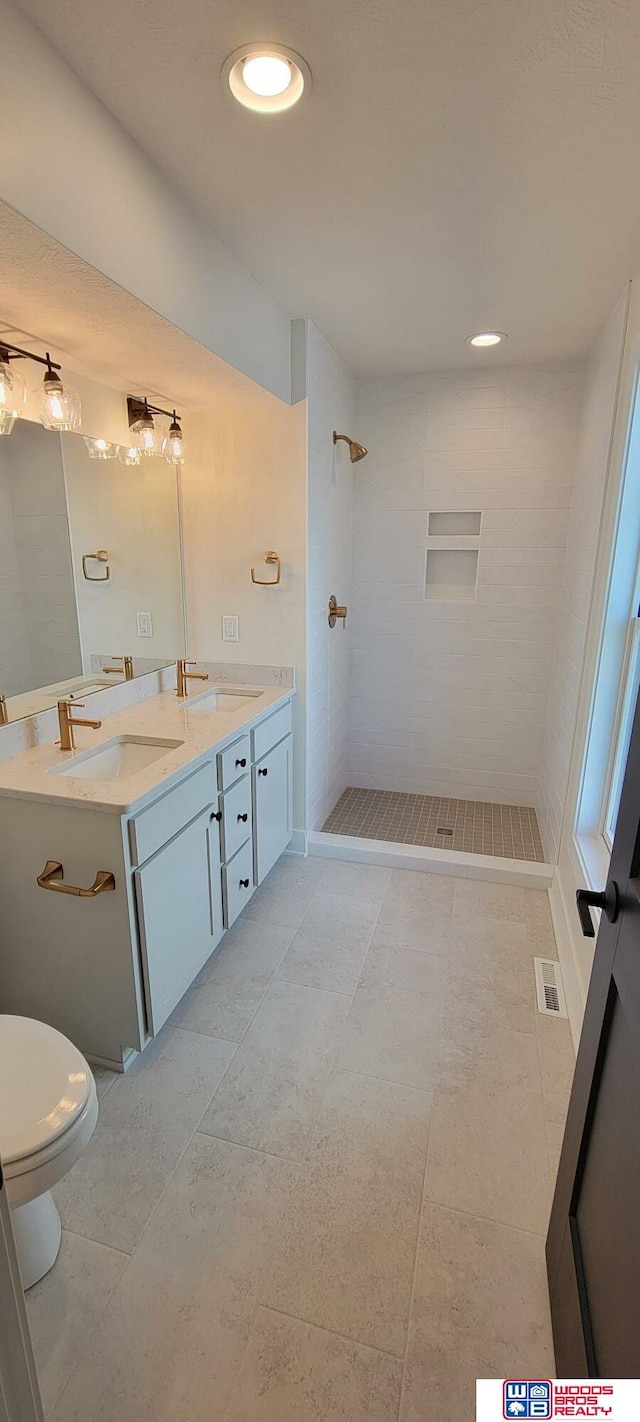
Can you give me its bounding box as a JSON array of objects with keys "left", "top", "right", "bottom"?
[
  {"left": 348, "top": 362, "right": 585, "bottom": 812},
  {"left": 305, "top": 322, "right": 358, "bottom": 832}
]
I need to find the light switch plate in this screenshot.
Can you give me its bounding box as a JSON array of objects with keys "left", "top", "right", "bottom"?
[
  {"left": 137, "top": 612, "right": 154, "bottom": 637},
  {"left": 222, "top": 615, "right": 239, "bottom": 642}
]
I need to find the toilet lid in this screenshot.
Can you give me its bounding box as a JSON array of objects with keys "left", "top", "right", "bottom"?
[{"left": 0, "top": 1016, "right": 92, "bottom": 1165}]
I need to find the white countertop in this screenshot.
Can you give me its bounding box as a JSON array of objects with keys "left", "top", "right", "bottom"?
[{"left": 0, "top": 685, "right": 292, "bottom": 814}]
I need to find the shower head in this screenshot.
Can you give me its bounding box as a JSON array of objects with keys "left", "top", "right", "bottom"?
[{"left": 333, "top": 430, "right": 368, "bottom": 463}]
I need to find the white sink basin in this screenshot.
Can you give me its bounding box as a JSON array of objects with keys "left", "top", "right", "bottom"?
[
  {"left": 185, "top": 687, "right": 264, "bottom": 713},
  {"left": 50, "top": 736, "right": 184, "bottom": 781},
  {"left": 46, "top": 678, "right": 113, "bottom": 700}
]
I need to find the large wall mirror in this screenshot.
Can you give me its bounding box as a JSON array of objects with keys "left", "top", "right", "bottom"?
[{"left": 0, "top": 420, "right": 185, "bottom": 724}]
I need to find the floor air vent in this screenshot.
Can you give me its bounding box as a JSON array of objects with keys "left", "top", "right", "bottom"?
[{"left": 534, "top": 958, "right": 568, "bottom": 1019}]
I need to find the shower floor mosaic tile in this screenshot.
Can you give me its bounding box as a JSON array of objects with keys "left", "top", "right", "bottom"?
[{"left": 322, "top": 787, "right": 546, "bottom": 862}]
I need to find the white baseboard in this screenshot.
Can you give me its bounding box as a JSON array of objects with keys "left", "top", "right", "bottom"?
[
  {"left": 307, "top": 831, "right": 553, "bottom": 888},
  {"left": 548, "top": 868, "right": 585, "bottom": 1054},
  {"left": 287, "top": 828, "right": 307, "bottom": 856}
]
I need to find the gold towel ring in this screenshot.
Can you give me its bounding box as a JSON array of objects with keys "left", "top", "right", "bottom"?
[{"left": 251, "top": 551, "right": 281, "bottom": 586}]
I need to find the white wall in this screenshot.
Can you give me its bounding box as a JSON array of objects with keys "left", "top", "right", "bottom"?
[
  {"left": 348, "top": 363, "right": 584, "bottom": 808},
  {"left": 0, "top": 2, "right": 291, "bottom": 402},
  {"left": 538, "top": 292, "right": 629, "bottom": 861},
  {"left": 304, "top": 322, "right": 357, "bottom": 831},
  {"left": 181, "top": 392, "right": 307, "bottom": 838}
]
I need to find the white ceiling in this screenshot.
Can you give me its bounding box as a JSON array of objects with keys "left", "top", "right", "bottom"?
[{"left": 15, "top": 0, "right": 640, "bottom": 375}]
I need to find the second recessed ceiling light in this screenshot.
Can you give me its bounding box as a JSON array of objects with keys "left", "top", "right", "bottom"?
[
  {"left": 466, "top": 332, "right": 507, "bottom": 348},
  {"left": 223, "top": 44, "right": 311, "bottom": 112}
]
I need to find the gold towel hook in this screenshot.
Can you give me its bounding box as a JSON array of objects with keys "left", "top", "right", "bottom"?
[{"left": 251, "top": 551, "right": 281, "bottom": 586}]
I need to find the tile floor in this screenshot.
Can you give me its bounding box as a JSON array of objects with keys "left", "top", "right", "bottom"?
[
  {"left": 323, "top": 788, "right": 546, "bottom": 862},
  {"left": 27, "top": 855, "right": 574, "bottom": 1422}
]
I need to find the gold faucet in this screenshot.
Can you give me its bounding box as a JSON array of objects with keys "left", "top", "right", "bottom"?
[
  {"left": 176, "top": 659, "right": 209, "bottom": 698},
  {"left": 0, "top": 695, "right": 7, "bottom": 726},
  {"left": 57, "top": 700, "right": 102, "bottom": 752},
  {"left": 103, "top": 655, "right": 134, "bottom": 680}
]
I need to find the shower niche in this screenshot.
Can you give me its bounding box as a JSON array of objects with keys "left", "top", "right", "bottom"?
[{"left": 424, "top": 511, "right": 481, "bottom": 602}]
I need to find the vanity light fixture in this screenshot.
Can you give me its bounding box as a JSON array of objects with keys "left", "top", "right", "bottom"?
[
  {"left": 465, "top": 331, "right": 507, "bottom": 348},
  {"left": 0, "top": 346, "right": 27, "bottom": 435},
  {"left": 127, "top": 396, "right": 162, "bottom": 458},
  {"left": 37, "top": 356, "right": 81, "bottom": 431},
  {"left": 127, "top": 395, "right": 187, "bottom": 465},
  {"left": 0, "top": 341, "right": 81, "bottom": 434},
  {"left": 162, "top": 412, "right": 187, "bottom": 467},
  {"left": 84, "top": 437, "right": 118, "bottom": 461},
  {"left": 223, "top": 43, "right": 311, "bottom": 113}
]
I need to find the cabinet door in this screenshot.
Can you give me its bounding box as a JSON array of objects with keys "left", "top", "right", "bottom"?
[
  {"left": 134, "top": 808, "right": 223, "bottom": 1035},
  {"left": 252, "top": 734, "right": 293, "bottom": 886}
]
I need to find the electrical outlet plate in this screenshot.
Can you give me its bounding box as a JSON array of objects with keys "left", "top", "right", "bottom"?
[
  {"left": 222, "top": 615, "right": 239, "bottom": 643},
  {"left": 137, "top": 612, "right": 154, "bottom": 638}
]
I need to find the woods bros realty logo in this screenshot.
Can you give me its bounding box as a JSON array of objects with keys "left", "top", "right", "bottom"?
[{"left": 477, "top": 1380, "right": 640, "bottom": 1420}]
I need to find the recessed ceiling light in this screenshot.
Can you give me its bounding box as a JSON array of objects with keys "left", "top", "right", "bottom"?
[
  {"left": 223, "top": 44, "right": 311, "bottom": 113},
  {"left": 466, "top": 331, "right": 507, "bottom": 348}
]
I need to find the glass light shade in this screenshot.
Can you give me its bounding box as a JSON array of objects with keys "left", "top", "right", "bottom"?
[
  {"left": 136, "top": 418, "right": 161, "bottom": 457},
  {"left": 119, "top": 444, "right": 142, "bottom": 467},
  {"left": 162, "top": 422, "right": 187, "bottom": 466},
  {"left": 0, "top": 358, "right": 26, "bottom": 423},
  {"left": 0, "top": 408, "right": 17, "bottom": 437},
  {"left": 243, "top": 55, "right": 291, "bottom": 96},
  {"left": 37, "top": 371, "right": 81, "bottom": 431},
  {"left": 84, "top": 436, "right": 118, "bottom": 460}
]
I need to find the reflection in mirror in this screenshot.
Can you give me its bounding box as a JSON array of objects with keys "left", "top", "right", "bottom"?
[{"left": 0, "top": 421, "right": 184, "bottom": 723}]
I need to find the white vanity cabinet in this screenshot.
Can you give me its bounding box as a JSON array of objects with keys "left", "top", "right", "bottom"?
[
  {"left": 0, "top": 694, "right": 293, "bottom": 1069},
  {"left": 134, "top": 807, "right": 223, "bottom": 1035},
  {"left": 253, "top": 735, "right": 293, "bottom": 884}
]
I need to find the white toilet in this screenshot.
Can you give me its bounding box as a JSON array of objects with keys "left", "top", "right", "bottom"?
[{"left": 0, "top": 1015, "right": 99, "bottom": 1288}]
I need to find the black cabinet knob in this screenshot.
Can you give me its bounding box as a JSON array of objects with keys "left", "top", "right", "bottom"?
[
  {"left": 239, "top": 878, "right": 250, "bottom": 889},
  {"left": 237, "top": 812, "right": 248, "bottom": 822},
  {"left": 236, "top": 757, "right": 247, "bottom": 768},
  {"left": 258, "top": 767, "right": 268, "bottom": 776},
  {"left": 210, "top": 810, "right": 222, "bottom": 822}
]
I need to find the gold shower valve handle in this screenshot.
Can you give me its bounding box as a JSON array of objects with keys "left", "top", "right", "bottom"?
[{"left": 328, "top": 595, "right": 348, "bottom": 628}]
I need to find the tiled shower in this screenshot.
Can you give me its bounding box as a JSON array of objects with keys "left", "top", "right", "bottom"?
[{"left": 308, "top": 344, "right": 586, "bottom": 863}]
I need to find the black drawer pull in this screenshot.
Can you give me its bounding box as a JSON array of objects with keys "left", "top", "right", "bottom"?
[
  {"left": 237, "top": 812, "right": 248, "bottom": 822},
  {"left": 258, "top": 766, "right": 268, "bottom": 776},
  {"left": 239, "top": 877, "right": 250, "bottom": 889},
  {"left": 235, "top": 757, "right": 247, "bottom": 768},
  {"left": 210, "top": 810, "right": 222, "bottom": 822}
]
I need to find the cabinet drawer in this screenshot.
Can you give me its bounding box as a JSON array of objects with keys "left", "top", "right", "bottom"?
[
  {"left": 129, "top": 762, "right": 215, "bottom": 866},
  {"left": 218, "top": 735, "right": 250, "bottom": 792},
  {"left": 222, "top": 839, "right": 254, "bottom": 929},
  {"left": 251, "top": 701, "right": 292, "bottom": 763},
  {"left": 220, "top": 775, "right": 252, "bottom": 864}
]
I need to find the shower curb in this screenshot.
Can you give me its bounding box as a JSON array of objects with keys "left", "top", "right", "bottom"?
[{"left": 307, "top": 830, "right": 553, "bottom": 889}]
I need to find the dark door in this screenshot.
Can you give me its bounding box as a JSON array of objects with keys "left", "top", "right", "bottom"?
[{"left": 546, "top": 693, "right": 640, "bottom": 1376}]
